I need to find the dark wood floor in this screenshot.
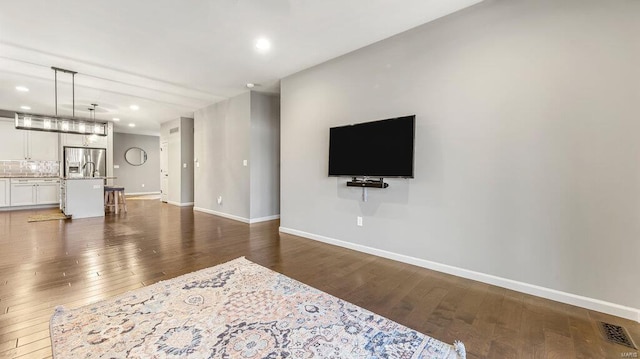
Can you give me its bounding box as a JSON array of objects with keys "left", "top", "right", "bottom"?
[{"left": 0, "top": 199, "right": 638, "bottom": 358}]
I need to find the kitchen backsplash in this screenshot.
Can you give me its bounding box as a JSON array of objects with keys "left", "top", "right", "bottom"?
[{"left": 0, "top": 160, "right": 60, "bottom": 177}]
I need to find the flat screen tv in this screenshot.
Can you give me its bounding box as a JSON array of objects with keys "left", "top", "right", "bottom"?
[{"left": 328, "top": 115, "right": 415, "bottom": 178}]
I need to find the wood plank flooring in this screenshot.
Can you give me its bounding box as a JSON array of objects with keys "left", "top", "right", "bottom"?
[{"left": 0, "top": 199, "right": 638, "bottom": 358}]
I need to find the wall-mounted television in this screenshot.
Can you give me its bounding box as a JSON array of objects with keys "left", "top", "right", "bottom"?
[{"left": 328, "top": 115, "right": 415, "bottom": 178}]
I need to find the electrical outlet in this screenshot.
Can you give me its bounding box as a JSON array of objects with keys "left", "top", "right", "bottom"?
[
  {"left": 217, "top": 196, "right": 222, "bottom": 205},
  {"left": 357, "top": 216, "right": 363, "bottom": 227},
  {"left": 243, "top": 160, "right": 248, "bottom": 166},
  {"left": 141, "top": 184, "right": 145, "bottom": 188},
  {"left": 183, "top": 163, "right": 187, "bottom": 168}
]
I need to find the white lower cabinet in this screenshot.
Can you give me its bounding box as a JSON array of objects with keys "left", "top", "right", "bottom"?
[
  {"left": 10, "top": 178, "right": 60, "bottom": 206},
  {"left": 0, "top": 179, "right": 10, "bottom": 207},
  {"left": 37, "top": 181, "right": 60, "bottom": 204},
  {"left": 10, "top": 181, "right": 36, "bottom": 206}
]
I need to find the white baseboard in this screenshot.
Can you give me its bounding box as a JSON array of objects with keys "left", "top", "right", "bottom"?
[
  {"left": 249, "top": 214, "right": 280, "bottom": 224},
  {"left": 0, "top": 204, "right": 59, "bottom": 212},
  {"left": 125, "top": 191, "right": 161, "bottom": 196},
  {"left": 279, "top": 226, "right": 640, "bottom": 323},
  {"left": 167, "top": 201, "right": 194, "bottom": 207},
  {"left": 193, "top": 207, "right": 280, "bottom": 224},
  {"left": 193, "top": 207, "right": 249, "bottom": 223}
]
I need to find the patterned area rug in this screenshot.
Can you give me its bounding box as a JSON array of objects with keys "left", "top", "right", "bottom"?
[
  {"left": 50, "top": 257, "right": 466, "bottom": 358},
  {"left": 27, "top": 212, "right": 70, "bottom": 222}
]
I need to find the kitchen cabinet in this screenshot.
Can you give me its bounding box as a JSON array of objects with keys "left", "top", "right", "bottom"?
[
  {"left": 62, "top": 133, "right": 107, "bottom": 148},
  {"left": 61, "top": 178, "right": 104, "bottom": 218},
  {"left": 0, "top": 121, "right": 27, "bottom": 160},
  {"left": 35, "top": 180, "right": 60, "bottom": 204},
  {"left": 0, "top": 179, "right": 9, "bottom": 207},
  {"left": 0, "top": 120, "right": 59, "bottom": 161},
  {"left": 10, "top": 178, "right": 60, "bottom": 206},
  {"left": 10, "top": 181, "right": 36, "bottom": 206},
  {"left": 28, "top": 131, "right": 59, "bottom": 161}
]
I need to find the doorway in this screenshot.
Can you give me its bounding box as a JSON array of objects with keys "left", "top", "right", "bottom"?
[{"left": 160, "top": 141, "right": 168, "bottom": 202}]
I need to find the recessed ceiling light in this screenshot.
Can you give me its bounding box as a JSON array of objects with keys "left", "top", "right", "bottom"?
[
  {"left": 15, "top": 86, "right": 29, "bottom": 92},
  {"left": 20, "top": 105, "right": 31, "bottom": 110},
  {"left": 112, "top": 117, "right": 120, "bottom": 122},
  {"left": 246, "top": 83, "right": 255, "bottom": 88},
  {"left": 255, "top": 37, "right": 271, "bottom": 52},
  {"left": 128, "top": 123, "right": 136, "bottom": 127},
  {"left": 130, "top": 105, "right": 139, "bottom": 111}
]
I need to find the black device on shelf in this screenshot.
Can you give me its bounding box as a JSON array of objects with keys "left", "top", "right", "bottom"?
[
  {"left": 346, "top": 177, "right": 389, "bottom": 188},
  {"left": 328, "top": 115, "right": 415, "bottom": 184}
]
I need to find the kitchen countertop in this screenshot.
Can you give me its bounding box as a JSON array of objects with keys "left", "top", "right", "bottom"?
[
  {"left": 1, "top": 176, "right": 117, "bottom": 180},
  {"left": 61, "top": 177, "right": 116, "bottom": 180},
  {"left": 0, "top": 176, "right": 59, "bottom": 178}
]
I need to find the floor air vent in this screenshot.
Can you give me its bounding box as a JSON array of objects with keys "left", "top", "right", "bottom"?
[{"left": 599, "top": 322, "right": 637, "bottom": 349}]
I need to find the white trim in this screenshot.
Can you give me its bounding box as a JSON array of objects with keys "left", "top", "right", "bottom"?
[
  {"left": 167, "top": 201, "right": 194, "bottom": 207},
  {"left": 0, "top": 204, "right": 59, "bottom": 211},
  {"left": 249, "top": 214, "right": 280, "bottom": 224},
  {"left": 279, "top": 226, "right": 640, "bottom": 323},
  {"left": 193, "top": 207, "right": 249, "bottom": 223},
  {"left": 125, "top": 191, "right": 161, "bottom": 196}
]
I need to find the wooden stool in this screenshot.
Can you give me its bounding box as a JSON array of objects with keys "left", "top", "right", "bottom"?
[{"left": 104, "top": 186, "right": 127, "bottom": 214}]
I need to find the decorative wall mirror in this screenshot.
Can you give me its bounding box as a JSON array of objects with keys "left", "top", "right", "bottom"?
[{"left": 124, "top": 147, "right": 147, "bottom": 166}]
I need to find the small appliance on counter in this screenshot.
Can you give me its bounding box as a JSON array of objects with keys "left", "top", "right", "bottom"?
[{"left": 64, "top": 146, "right": 106, "bottom": 178}]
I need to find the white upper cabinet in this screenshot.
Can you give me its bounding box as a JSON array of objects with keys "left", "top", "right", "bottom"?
[
  {"left": 27, "top": 130, "right": 59, "bottom": 161},
  {"left": 0, "top": 120, "right": 59, "bottom": 161},
  {"left": 62, "top": 133, "right": 107, "bottom": 148},
  {"left": 0, "top": 121, "right": 26, "bottom": 160}
]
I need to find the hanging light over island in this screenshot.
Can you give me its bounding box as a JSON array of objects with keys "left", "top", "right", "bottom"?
[{"left": 14, "top": 66, "right": 108, "bottom": 136}]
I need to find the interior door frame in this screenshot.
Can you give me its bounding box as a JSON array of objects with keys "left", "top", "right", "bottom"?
[{"left": 160, "top": 141, "right": 168, "bottom": 202}]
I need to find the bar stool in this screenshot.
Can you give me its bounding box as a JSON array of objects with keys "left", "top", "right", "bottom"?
[{"left": 104, "top": 186, "right": 127, "bottom": 214}]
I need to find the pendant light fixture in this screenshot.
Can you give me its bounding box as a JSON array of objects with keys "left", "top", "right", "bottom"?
[{"left": 14, "top": 67, "right": 108, "bottom": 136}]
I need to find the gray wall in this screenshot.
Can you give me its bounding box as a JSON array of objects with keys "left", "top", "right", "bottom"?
[
  {"left": 281, "top": 0, "right": 640, "bottom": 311},
  {"left": 194, "top": 91, "right": 280, "bottom": 221},
  {"left": 194, "top": 92, "right": 251, "bottom": 218},
  {"left": 113, "top": 132, "right": 160, "bottom": 193},
  {"left": 250, "top": 92, "right": 281, "bottom": 219},
  {"left": 180, "top": 117, "right": 194, "bottom": 203}
]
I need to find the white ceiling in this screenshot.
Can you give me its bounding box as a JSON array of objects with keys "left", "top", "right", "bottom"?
[{"left": 0, "top": 0, "right": 482, "bottom": 135}]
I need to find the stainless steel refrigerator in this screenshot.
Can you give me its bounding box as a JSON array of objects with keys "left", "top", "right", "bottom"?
[{"left": 63, "top": 146, "right": 107, "bottom": 178}]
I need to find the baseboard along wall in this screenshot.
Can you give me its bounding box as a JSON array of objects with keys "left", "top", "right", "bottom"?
[
  {"left": 167, "top": 201, "right": 194, "bottom": 207},
  {"left": 193, "top": 207, "right": 280, "bottom": 224},
  {"left": 125, "top": 191, "right": 161, "bottom": 196},
  {"left": 279, "top": 226, "right": 640, "bottom": 323}
]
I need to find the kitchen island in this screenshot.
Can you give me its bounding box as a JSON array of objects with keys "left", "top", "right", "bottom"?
[{"left": 60, "top": 178, "right": 105, "bottom": 219}]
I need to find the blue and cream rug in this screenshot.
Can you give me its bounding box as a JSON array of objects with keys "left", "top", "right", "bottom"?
[{"left": 50, "top": 257, "right": 466, "bottom": 358}]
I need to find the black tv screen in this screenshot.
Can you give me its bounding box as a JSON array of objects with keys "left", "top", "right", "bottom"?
[{"left": 328, "top": 115, "right": 415, "bottom": 178}]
